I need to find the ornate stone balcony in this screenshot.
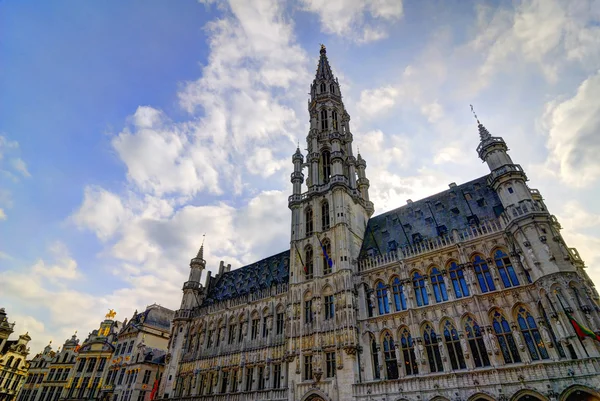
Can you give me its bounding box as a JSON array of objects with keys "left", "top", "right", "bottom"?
[
  {"left": 487, "top": 163, "right": 527, "bottom": 187},
  {"left": 499, "top": 199, "right": 546, "bottom": 226}
]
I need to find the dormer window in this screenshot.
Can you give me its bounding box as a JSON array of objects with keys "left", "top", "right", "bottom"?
[
  {"left": 388, "top": 240, "right": 398, "bottom": 252},
  {"left": 476, "top": 198, "right": 486, "bottom": 207},
  {"left": 451, "top": 207, "right": 460, "bottom": 215},
  {"left": 412, "top": 233, "right": 423, "bottom": 243},
  {"left": 403, "top": 223, "right": 412, "bottom": 231}
]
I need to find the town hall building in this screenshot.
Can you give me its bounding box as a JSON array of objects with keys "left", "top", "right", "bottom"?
[{"left": 158, "top": 46, "right": 600, "bottom": 401}]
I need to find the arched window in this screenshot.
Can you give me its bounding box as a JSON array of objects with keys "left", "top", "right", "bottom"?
[
  {"left": 321, "top": 200, "right": 330, "bottom": 230},
  {"left": 304, "top": 292, "right": 313, "bottom": 324},
  {"left": 449, "top": 261, "right": 469, "bottom": 298},
  {"left": 370, "top": 335, "right": 380, "bottom": 379},
  {"left": 391, "top": 277, "right": 407, "bottom": 311},
  {"left": 430, "top": 267, "right": 448, "bottom": 303},
  {"left": 413, "top": 272, "right": 429, "bottom": 306},
  {"left": 399, "top": 327, "right": 418, "bottom": 375},
  {"left": 320, "top": 82, "right": 326, "bottom": 93},
  {"left": 6, "top": 356, "right": 14, "bottom": 368},
  {"left": 491, "top": 310, "right": 521, "bottom": 364},
  {"left": 517, "top": 307, "right": 549, "bottom": 361},
  {"left": 473, "top": 255, "right": 495, "bottom": 293},
  {"left": 464, "top": 315, "right": 490, "bottom": 367},
  {"left": 320, "top": 109, "right": 328, "bottom": 130},
  {"left": 494, "top": 250, "right": 519, "bottom": 288},
  {"left": 538, "top": 302, "right": 566, "bottom": 358},
  {"left": 443, "top": 320, "right": 466, "bottom": 370},
  {"left": 376, "top": 281, "right": 390, "bottom": 315},
  {"left": 329, "top": 83, "right": 335, "bottom": 94},
  {"left": 322, "top": 238, "right": 332, "bottom": 275},
  {"left": 305, "top": 207, "right": 313, "bottom": 236},
  {"left": 322, "top": 151, "right": 331, "bottom": 183},
  {"left": 332, "top": 110, "right": 338, "bottom": 130},
  {"left": 423, "top": 324, "right": 443, "bottom": 372},
  {"left": 305, "top": 245, "right": 314, "bottom": 279},
  {"left": 383, "top": 332, "right": 399, "bottom": 379}
]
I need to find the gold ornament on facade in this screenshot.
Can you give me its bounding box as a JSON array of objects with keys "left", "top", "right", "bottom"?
[{"left": 105, "top": 309, "right": 117, "bottom": 319}]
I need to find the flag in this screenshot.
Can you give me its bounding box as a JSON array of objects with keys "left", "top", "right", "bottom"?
[
  {"left": 294, "top": 242, "right": 307, "bottom": 274},
  {"left": 150, "top": 370, "right": 160, "bottom": 401},
  {"left": 317, "top": 235, "right": 333, "bottom": 268},
  {"left": 566, "top": 311, "right": 600, "bottom": 342}
]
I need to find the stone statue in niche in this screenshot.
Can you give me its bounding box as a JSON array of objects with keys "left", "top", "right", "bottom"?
[
  {"left": 539, "top": 324, "right": 553, "bottom": 347},
  {"left": 460, "top": 336, "right": 469, "bottom": 356},
  {"left": 438, "top": 341, "right": 446, "bottom": 360},
  {"left": 543, "top": 243, "right": 555, "bottom": 261},
  {"left": 527, "top": 248, "right": 538, "bottom": 265},
  {"left": 512, "top": 327, "right": 525, "bottom": 351}
]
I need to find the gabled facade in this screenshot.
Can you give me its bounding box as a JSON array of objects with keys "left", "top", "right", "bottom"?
[
  {"left": 0, "top": 308, "right": 31, "bottom": 401},
  {"left": 159, "top": 47, "right": 600, "bottom": 401}
]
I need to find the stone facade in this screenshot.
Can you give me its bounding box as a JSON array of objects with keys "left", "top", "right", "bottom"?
[
  {"left": 0, "top": 309, "right": 31, "bottom": 401},
  {"left": 101, "top": 304, "right": 174, "bottom": 401},
  {"left": 19, "top": 334, "right": 79, "bottom": 401},
  {"left": 159, "top": 47, "right": 600, "bottom": 401}
]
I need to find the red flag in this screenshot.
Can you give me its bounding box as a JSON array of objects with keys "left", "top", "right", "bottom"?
[{"left": 149, "top": 370, "right": 159, "bottom": 400}]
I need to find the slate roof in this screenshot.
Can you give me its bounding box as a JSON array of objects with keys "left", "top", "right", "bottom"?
[
  {"left": 0, "top": 340, "right": 17, "bottom": 355},
  {"left": 359, "top": 175, "right": 504, "bottom": 259},
  {"left": 204, "top": 250, "right": 290, "bottom": 304}
]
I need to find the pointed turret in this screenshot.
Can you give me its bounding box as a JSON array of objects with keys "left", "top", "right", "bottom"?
[{"left": 316, "top": 44, "right": 334, "bottom": 81}]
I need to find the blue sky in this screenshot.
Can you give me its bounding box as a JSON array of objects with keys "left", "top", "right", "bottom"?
[{"left": 1, "top": 0, "right": 600, "bottom": 354}]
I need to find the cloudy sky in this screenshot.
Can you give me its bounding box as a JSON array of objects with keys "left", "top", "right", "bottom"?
[{"left": 1, "top": 0, "right": 600, "bottom": 354}]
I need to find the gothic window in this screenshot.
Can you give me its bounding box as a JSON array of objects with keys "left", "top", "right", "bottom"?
[
  {"left": 376, "top": 281, "right": 390, "bottom": 314},
  {"left": 430, "top": 267, "right": 448, "bottom": 303},
  {"left": 491, "top": 310, "right": 521, "bottom": 364},
  {"left": 449, "top": 261, "right": 469, "bottom": 298},
  {"left": 272, "top": 363, "right": 281, "bottom": 388},
  {"left": 324, "top": 293, "right": 335, "bottom": 320},
  {"left": 391, "top": 277, "right": 407, "bottom": 311},
  {"left": 305, "top": 207, "right": 314, "bottom": 236},
  {"left": 329, "top": 83, "right": 335, "bottom": 94},
  {"left": 276, "top": 311, "right": 284, "bottom": 335},
  {"left": 473, "top": 255, "right": 496, "bottom": 293},
  {"left": 322, "top": 238, "right": 332, "bottom": 275},
  {"left": 305, "top": 245, "right": 314, "bottom": 279},
  {"left": 370, "top": 334, "right": 380, "bottom": 379},
  {"left": 325, "top": 351, "right": 336, "bottom": 378},
  {"left": 443, "top": 320, "right": 466, "bottom": 370},
  {"left": 464, "top": 315, "right": 490, "bottom": 367},
  {"left": 321, "top": 200, "right": 330, "bottom": 230},
  {"left": 413, "top": 272, "right": 429, "bottom": 306},
  {"left": 494, "top": 249, "right": 520, "bottom": 288},
  {"left": 251, "top": 317, "right": 259, "bottom": 340},
  {"left": 399, "top": 327, "right": 418, "bottom": 375},
  {"left": 322, "top": 151, "right": 331, "bottom": 183},
  {"left": 305, "top": 298, "right": 313, "bottom": 324},
  {"left": 262, "top": 316, "right": 269, "bottom": 338},
  {"left": 517, "top": 307, "right": 549, "bottom": 361},
  {"left": 332, "top": 110, "right": 338, "bottom": 130},
  {"left": 320, "top": 82, "right": 326, "bottom": 93},
  {"left": 382, "top": 332, "right": 399, "bottom": 379},
  {"left": 423, "top": 324, "right": 443, "bottom": 372},
  {"left": 244, "top": 368, "right": 253, "bottom": 391},
  {"left": 539, "top": 302, "right": 566, "bottom": 358},
  {"left": 320, "top": 109, "right": 328, "bottom": 130},
  {"left": 228, "top": 325, "right": 236, "bottom": 344},
  {"left": 303, "top": 355, "right": 313, "bottom": 381}
]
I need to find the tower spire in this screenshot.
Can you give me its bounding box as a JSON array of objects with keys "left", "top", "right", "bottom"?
[
  {"left": 316, "top": 44, "right": 334, "bottom": 81},
  {"left": 470, "top": 104, "right": 491, "bottom": 141}
]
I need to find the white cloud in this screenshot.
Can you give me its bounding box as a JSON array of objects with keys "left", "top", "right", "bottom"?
[
  {"left": 301, "top": 0, "right": 403, "bottom": 43},
  {"left": 31, "top": 242, "right": 81, "bottom": 282},
  {"left": 11, "top": 158, "right": 31, "bottom": 178},
  {"left": 0, "top": 208, "right": 5, "bottom": 220},
  {"left": 72, "top": 186, "right": 128, "bottom": 241},
  {"left": 357, "top": 86, "right": 399, "bottom": 116},
  {"left": 542, "top": 70, "right": 600, "bottom": 187}
]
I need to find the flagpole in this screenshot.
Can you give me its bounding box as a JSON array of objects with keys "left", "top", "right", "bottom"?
[{"left": 555, "top": 291, "right": 589, "bottom": 357}]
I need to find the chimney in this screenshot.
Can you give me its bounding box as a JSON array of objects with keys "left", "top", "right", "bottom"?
[
  {"left": 449, "top": 182, "right": 457, "bottom": 188},
  {"left": 218, "top": 261, "right": 225, "bottom": 275},
  {"left": 225, "top": 264, "right": 231, "bottom": 273},
  {"left": 406, "top": 199, "right": 413, "bottom": 204}
]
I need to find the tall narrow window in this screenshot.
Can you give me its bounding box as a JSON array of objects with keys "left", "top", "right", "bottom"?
[
  {"left": 517, "top": 307, "right": 549, "bottom": 361},
  {"left": 228, "top": 325, "right": 236, "bottom": 344},
  {"left": 399, "top": 327, "right": 418, "bottom": 375},
  {"left": 262, "top": 316, "right": 269, "bottom": 338},
  {"left": 325, "top": 352, "right": 336, "bottom": 378},
  {"left": 245, "top": 368, "right": 253, "bottom": 391},
  {"left": 320, "top": 82, "right": 326, "bottom": 93},
  {"left": 303, "top": 355, "right": 313, "bottom": 381},
  {"left": 391, "top": 277, "right": 407, "bottom": 311},
  {"left": 329, "top": 83, "right": 335, "bottom": 94},
  {"left": 494, "top": 250, "right": 520, "bottom": 288},
  {"left": 220, "top": 371, "right": 229, "bottom": 393},
  {"left": 322, "top": 151, "right": 331, "bottom": 183},
  {"left": 251, "top": 318, "right": 259, "bottom": 340},
  {"left": 305, "top": 299, "right": 313, "bottom": 324},
  {"left": 449, "top": 262, "right": 469, "bottom": 298},
  {"left": 383, "top": 333, "right": 399, "bottom": 379},
  {"left": 376, "top": 281, "right": 390, "bottom": 314},
  {"left": 257, "top": 367, "right": 265, "bottom": 390},
  {"left": 276, "top": 312, "right": 284, "bottom": 335},
  {"left": 320, "top": 109, "right": 328, "bottom": 130},
  {"left": 273, "top": 363, "right": 281, "bottom": 388},
  {"left": 464, "top": 316, "right": 490, "bottom": 367},
  {"left": 305, "top": 207, "right": 314, "bottom": 236},
  {"left": 305, "top": 245, "right": 314, "bottom": 279},
  {"left": 324, "top": 294, "right": 334, "bottom": 320},
  {"left": 413, "top": 272, "right": 429, "bottom": 306},
  {"left": 332, "top": 110, "right": 338, "bottom": 130},
  {"left": 370, "top": 336, "right": 380, "bottom": 379},
  {"left": 322, "top": 238, "right": 332, "bottom": 275},
  {"left": 473, "top": 255, "right": 496, "bottom": 293},
  {"left": 492, "top": 310, "right": 521, "bottom": 364},
  {"left": 443, "top": 320, "right": 466, "bottom": 370},
  {"left": 430, "top": 267, "right": 448, "bottom": 303},
  {"left": 423, "top": 324, "right": 443, "bottom": 372},
  {"left": 321, "top": 201, "right": 330, "bottom": 230}
]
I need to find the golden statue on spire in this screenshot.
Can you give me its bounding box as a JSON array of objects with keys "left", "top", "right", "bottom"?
[{"left": 105, "top": 309, "right": 117, "bottom": 319}]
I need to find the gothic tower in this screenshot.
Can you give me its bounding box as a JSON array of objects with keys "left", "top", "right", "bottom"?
[
  {"left": 286, "top": 45, "right": 373, "bottom": 401},
  {"left": 477, "top": 118, "right": 600, "bottom": 358}
]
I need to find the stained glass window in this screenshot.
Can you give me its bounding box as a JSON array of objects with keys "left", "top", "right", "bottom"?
[
  {"left": 399, "top": 327, "right": 418, "bottom": 375},
  {"left": 517, "top": 307, "right": 549, "bottom": 361},
  {"left": 443, "top": 320, "right": 466, "bottom": 370},
  {"left": 423, "top": 324, "right": 443, "bottom": 372},
  {"left": 473, "top": 255, "right": 495, "bottom": 293},
  {"left": 464, "top": 315, "right": 490, "bottom": 367},
  {"left": 383, "top": 332, "right": 399, "bottom": 379},
  {"left": 391, "top": 277, "right": 407, "bottom": 311},
  {"left": 494, "top": 250, "right": 520, "bottom": 288},
  {"left": 430, "top": 267, "right": 448, "bottom": 303},
  {"left": 449, "top": 261, "right": 469, "bottom": 298},
  {"left": 413, "top": 272, "right": 429, "bottom": 306},
  {"left": 376, "top": 281, "right": 390, "bottom": 314},
  {"left": 492, "top": 310, "right": 521, "bottom": 364}
]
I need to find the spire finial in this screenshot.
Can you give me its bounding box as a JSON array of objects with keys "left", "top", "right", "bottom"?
[
  {"left": 470, "top": 104, "right": 491, "bottom": 141},
  {"left": 320, "top": 43, "right": 326, "bottom": 53},
  {"left": 196, "top": 234, "right": 205, "bottom": 259},
  {"left": 470, "top": 104, "right": 480, "bottom": 124}
]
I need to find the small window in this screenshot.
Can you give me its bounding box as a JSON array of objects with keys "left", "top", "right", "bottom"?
[
  {"left": 425, "top": 217, "right": 433, "bottom": 224},
  {"left": 464, "top": 193, "right": 472, "bottom": 200},
  {"left": 473, "top": 183, "right": 481, "bottom": 190},
  {"left": 436, "top": 225, "right": 448, "bottom": 236},
  {"left": 450, "top": 192, "right": 457, "bottom": 199},
  {"left": 451, "top": 207, "right": 460, "bottom": 215},
  {"left": 412, "top": 233, "right": 423, "bottom": 243},
  {"left": 388, "top": 241, "right": 398, "bottom": 252},
  {"left": 476, "top": 198, "right": 486, "bottom": 207},
  {"left": 508, "top": 187, "right": 514, "bottom": 194},
  {"left": 403, "top": 224, "right": 412, "bottom": 231},
  {"left": 435, "top": 202, "right": 444, "bottom": 211},
  {"left": 467, "top": 215, "right": 480, "bottom": 226}
]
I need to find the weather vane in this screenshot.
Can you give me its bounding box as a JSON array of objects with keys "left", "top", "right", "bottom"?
[
  {"left": 470, "top": 104, "right": 480, "bottom": 124},
  {"left": 105, "top": 309, "right": 117, "bottom": 319}
]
